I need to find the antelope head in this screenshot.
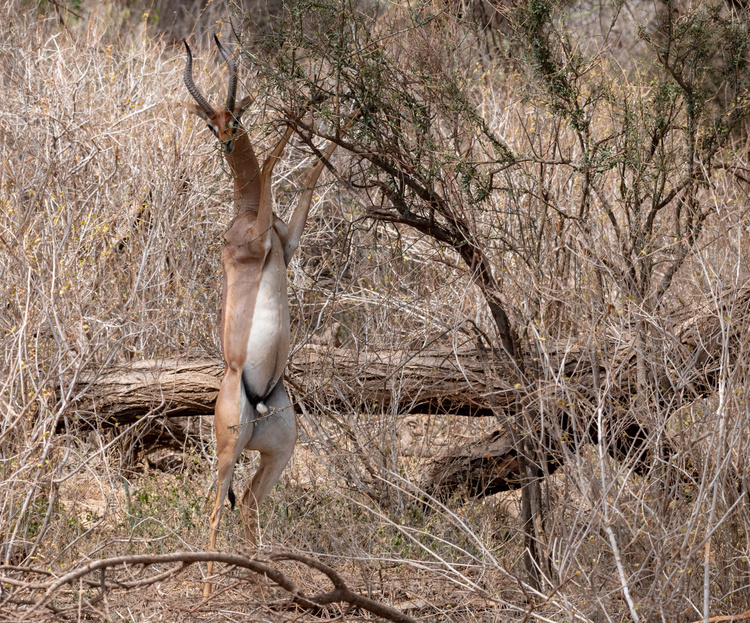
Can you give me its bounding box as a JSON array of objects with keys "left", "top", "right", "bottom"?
[{"left": 183, "top": 35, "right": 252, "bottom": 154}]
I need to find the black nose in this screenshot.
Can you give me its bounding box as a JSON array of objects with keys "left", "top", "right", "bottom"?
[{"left": 223, "top": 140, "right": 234, "bottom": 153}]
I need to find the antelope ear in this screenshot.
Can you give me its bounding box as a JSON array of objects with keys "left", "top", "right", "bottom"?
[
  {"left": 235, "top": 95, "right": 254, "bottom": 118},
  {"left": 183, "top": 101, "right": 210, "bottom": 121}
]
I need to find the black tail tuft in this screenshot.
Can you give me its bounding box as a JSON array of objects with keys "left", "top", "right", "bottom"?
[{"left": 228, "top": 486, "right": 236, "bottom": 510}]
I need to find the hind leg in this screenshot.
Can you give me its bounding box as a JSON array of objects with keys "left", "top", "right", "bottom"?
[
  {"left": 239, "top": 382, "right": 297, "bottom": 547},
  {"left": 204, "top": 368, "right": 243, "bottom": 597}
]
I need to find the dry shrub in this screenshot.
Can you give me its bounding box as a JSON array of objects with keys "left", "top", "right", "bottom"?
[
  {"left": 251, "top": 0, "right": 750, "bottom": 618},
  {"left": 0, "top": 2, "right": 508, "bottom": 620},
  {"left": 4, "top": 0, "right": 750, "bottom": 621},
  {"left": 0, "top": 0, "right": 228, "bottom": 567}
]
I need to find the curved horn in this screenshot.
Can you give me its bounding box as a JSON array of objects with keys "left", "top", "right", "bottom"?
[
  {"left": 183, "top": 40, "right": 215, "bottom": 118},
  {"left": 213, "top": 34, "right": 237, "bottom": 113}
]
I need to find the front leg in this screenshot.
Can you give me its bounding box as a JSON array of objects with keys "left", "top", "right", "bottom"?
[{"left": 281, "top": 139, "right": 340, "bottom": 264}]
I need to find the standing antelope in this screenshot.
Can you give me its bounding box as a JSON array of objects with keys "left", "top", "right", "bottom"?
[{"left": 183, "top": 36, "right": 338, "bottom": 596}]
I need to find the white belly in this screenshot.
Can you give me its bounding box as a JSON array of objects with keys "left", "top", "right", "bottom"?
[{"left": 241, "top": 266, "right": 289, "bottom": 396}]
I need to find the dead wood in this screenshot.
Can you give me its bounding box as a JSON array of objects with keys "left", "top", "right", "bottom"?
[
  {"left": 62, "top": 287, "right": 750, "bottom": 498},
  {"left": 67, "top": 344, "right": 513, "bottom": 424},
  {"left": 289, "top": 343, "right": 517, "bottom": 417},
  {"left": 423, "top": 287, "right": 750, "bottom": 501},
  {"left": 70, "top": 359, "right": 223, "bottom": 422},
  {"left": 0, "top": 550, "right": 416, "bottom": 623}
]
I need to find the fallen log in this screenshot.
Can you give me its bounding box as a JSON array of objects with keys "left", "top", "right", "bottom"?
[
  {"left": 288, "top": 343, "right": 515, "bottom": 417},
  {"left": 70, "top": 359, "right": 223, "bottom": 422},
  {"left": 67, "top": 343, "right": 514, "bottom": 424}
]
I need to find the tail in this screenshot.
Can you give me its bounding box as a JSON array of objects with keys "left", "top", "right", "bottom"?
[
  {"left": 241, "top": 372, "right": 275, "bottom": 419},
  {"left": 228, "top": 485, "right": 236, "bottom": 510}
]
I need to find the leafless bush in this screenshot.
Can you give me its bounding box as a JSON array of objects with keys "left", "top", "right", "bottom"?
[
  {"left": 5, "top": 0, "right": 750, "bottom": 620},
  {"left": 0, "top": 2, "right": 491, "bottom": 619},
  {"left": 241, "top": 0, "right": 750, "bottom": 618}
]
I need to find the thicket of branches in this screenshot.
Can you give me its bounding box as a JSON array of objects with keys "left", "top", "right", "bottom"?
[
  {"left": 244, "top": 0, "right": 750, "bottom": 614},
  {"left": 4, "top": 0, "right": 750, "bottom": 620}
]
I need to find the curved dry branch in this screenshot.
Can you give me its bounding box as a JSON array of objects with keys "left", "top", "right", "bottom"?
[
  {"left": 270, "top": 552, "right": 416, "bottom": 622},
  {"left": 0, "top": 550, "right": 416, "bottom": 623}
]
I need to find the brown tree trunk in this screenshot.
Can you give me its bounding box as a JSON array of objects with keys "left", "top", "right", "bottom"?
[
  {"left": 70, "top": 359, "right": 223, "bottom": 423},
  {"left": 68, "top": 344, "right": 517, "bottom": 424}
]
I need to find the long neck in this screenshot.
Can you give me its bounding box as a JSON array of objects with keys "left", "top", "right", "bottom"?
[{"left": 224, "top": 130, "right": 262, "bottom": 217}]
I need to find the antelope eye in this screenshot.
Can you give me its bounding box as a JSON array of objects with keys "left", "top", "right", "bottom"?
[{"left": 207, "top": 123, "right": 218, "bottom": 137}]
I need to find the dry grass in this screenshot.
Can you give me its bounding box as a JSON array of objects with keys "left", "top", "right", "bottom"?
[
  {"left": 3, "top": 1, "right": 750, "bottom": 621},
  {"left": 0, "top": 2, "right": 518, "bottom": 620}
]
